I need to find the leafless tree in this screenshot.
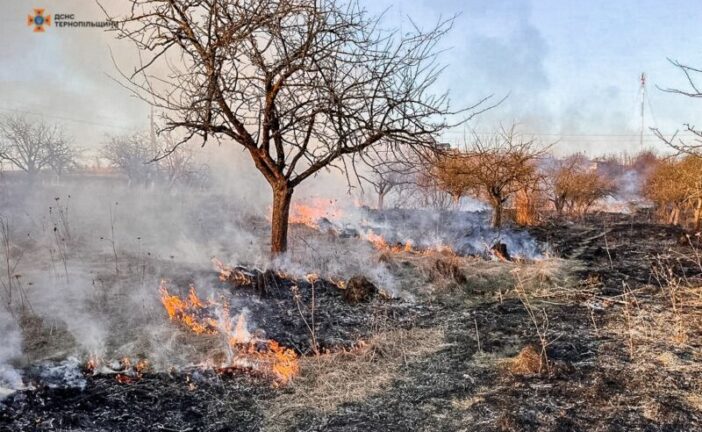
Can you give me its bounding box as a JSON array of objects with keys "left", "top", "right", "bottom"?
[
  {"left": 47, "top": 138, "right": 79, "bottom": 178},
  {"left": 645, "top": 156, "right": 702, "bottom": 227},
  {"left": 104, "top": 0, "right": 492, "bottom": 255},
  {"left": 568, "top": 169, "right": 616, "bottom": 216},
  {"left": 102, "top": 132, "right": 159, "bottom": 186},
  {"left": 455, "top": 125, "right": 546, "bottom": 228},
  {"left": 427, "top": 148, "right": 472, "bottom": 204},
  {"left": 652, "top": 59, "right": 702, "bottom": 155},
  {"left": 542, "top": 154, "right": 588, "bottom": 216},
  {"left": 103, "top": 131, "right": 209, "bottom": 189},
  {"left": 542, "top": 154, "right": 615, "bottom": 217},
  {"left": 0, "top": 114, "right": 76, "bottom": 180},
  {"left": 357, "top": 145, "right": 420, "bottom": 209},
  {"left": 157, "top": 134, "right": 210, "bottom": 189}
]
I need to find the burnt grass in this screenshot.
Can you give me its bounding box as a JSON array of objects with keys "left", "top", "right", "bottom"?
[{"left": 2, "top": 213, "right": 702, "bottom": 431}]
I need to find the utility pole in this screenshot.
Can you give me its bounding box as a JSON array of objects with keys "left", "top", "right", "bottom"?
[
  {"left": 639, "top": 72, "right": 646, "bottom": 149},
  {"left": 149, "top": 105, "right": 156, "bottom": 149}
]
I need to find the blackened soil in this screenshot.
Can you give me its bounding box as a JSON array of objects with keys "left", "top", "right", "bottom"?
[
  {"left": 3, "top": 214, "right": 702, "bottom": 431},
  {"left": 530, "top": 213, "right": 702, "bottom": 294},
  {"left": 0, "top": 372, "right": 273, "bottom": 432}
]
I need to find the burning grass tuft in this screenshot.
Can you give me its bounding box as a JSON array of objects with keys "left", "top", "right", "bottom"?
[{"left": 159, "top": 280, "right": 299, "bottom": 384}]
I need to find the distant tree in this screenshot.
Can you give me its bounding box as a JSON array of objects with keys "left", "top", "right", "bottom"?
[
  {"left": 357, "top": 146, "right": 419, "bottom": 210},
  {"left": 542, "top": 154, "right": 587, "bottom": 216},
  {"left": 645, "top": 156, "right": 702, "bottom": 227},
  {"left": 645, "top": 158, "right": 690, "bottom": 225},
  {"left": 0, "top": 114, "right": 76, "bottom": 180},
  {"left": 543, "top": 154, "right": 615, "bottom": 217},
  {"left": 107, "top": 0, "right": 492, "bottom": 255},
  {"left": 103, "top": 131, "right": 208, "bottom": 189},
  {"left": 568, "top": 170, "right": 616, "bottom": 216},
  {"left": 514, "top": 176, "right": 545, "bottom": 226},
  {"left": 46, "top": 138, "right": 79, "bottom": 178},
  {"left": 680, "top": 157, "right": 702, "bottom": 230},
  {"left": 455, "top": 125, "right": 545, "bottom": 228},
  {"left": 154, "top": 133, "right": 210, "bottom": 189},
  {"left": 428, "top": 149, "right": 472, "bottom": 204},
  {"left": 630, "top": 150, "right": 659, "bottom": 174},
  {"left": 102, "top": 132, "right": 158, "bottom": 186},
  {"left": 364, "top": 168, "right": 403, "bottom": 210}
]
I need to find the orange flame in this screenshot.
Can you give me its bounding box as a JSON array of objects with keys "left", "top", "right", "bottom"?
[
  {"left": 365, "top": 232, "right": 411, "bottom": 253},
  {"left": 159, "top": 282, "right": 218, "bottom": 335},
  {"left": 288, "top": 199, "right": 344, "bottom": 228},
  {"left": 365, "top": 232, "right": 457, "bottom": 256},
  {"left": 159, "top": 281, "right": 299, "bottom": 383}
]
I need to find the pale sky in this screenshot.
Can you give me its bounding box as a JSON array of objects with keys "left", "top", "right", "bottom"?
[{"left": 1, "top": 0, "right": 701, "bottom": 157}]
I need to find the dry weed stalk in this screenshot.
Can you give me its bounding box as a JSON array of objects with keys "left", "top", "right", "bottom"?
[
  {"left": 651, "top": 256, "right": 694, "bottom": 345},
  {"left": 622, "top": 282, "right": 637, "bottom": 358},
  {"left": 473, "top": 316, "right": 482, "bottom": 353},
  {"left": 0, "top": 217, "right": 31, "bottom": 318},
  {"left": 49, "top": 199, "right": 71, "bottom": 284},
  {"left": 291, "top": 280, "right": 319, "bottom": 356},
  {"left": 512, "top": 269, "right": 560, "bottom": 374}
]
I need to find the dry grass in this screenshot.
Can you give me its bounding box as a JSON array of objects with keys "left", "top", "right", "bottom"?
[
  {"left": 264, "top": 327, "right": 445, "bottom": 430},
  {"left": 505, "top": 344, "right": 544, "bottom": 375}
]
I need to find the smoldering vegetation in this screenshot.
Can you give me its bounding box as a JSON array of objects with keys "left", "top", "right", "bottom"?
[
  {"left": 0, "top": 168, "right": 546, "bottom": 393},
  {"left": 2, "top": 143, "right": 702, "bottom": 432},
  {"left": 1, "top": 136, "right": 701, "bottom": 432}
]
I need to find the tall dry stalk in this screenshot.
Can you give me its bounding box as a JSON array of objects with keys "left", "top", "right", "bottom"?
[
  {"left": 513, "top": 270, "right": 558, "bottom": 374},
  {"left": 0, "top": 217, "right": 29, "bottom": 317}
]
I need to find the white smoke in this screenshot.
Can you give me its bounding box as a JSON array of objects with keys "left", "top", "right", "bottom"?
[{"left": 0, "top": 308, "right": 23, "bottom": 399}]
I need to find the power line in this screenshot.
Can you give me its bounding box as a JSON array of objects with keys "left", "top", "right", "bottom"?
[
  {"left": 0, "top": 106, "right": 141, "bottom": 131},
  {"left": 441, "top": 130, "right": 687, "bottom": 138}
]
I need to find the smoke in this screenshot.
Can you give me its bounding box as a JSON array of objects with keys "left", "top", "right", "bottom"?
[
  {"left": 0, "top": 307, "right": 23, "bottom": 399},
  {"left": 0, "top": 5, "right": 547, "bottom": 377},
  {"left": 360, "top": 208, "right": 544, "bottom": 260}
]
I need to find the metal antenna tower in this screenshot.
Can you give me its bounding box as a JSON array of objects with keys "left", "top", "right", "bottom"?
[{"left": 639, "top": 72, "right": 646, "bottom": 149}]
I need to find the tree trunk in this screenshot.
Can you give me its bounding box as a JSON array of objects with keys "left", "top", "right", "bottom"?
[
  {"left": 270, "top": 184, "right": 293, "bottom": 256},
  {"left": 377, "top": 191, "right": 386, "bottom": 210},
  {"left": 491, "top": 198, "right": 503, "bottom": 228},
  {"left": 554, "top": 197, "right": 565, "bottom": 216},
  {"left": 670, "top": 206, "right": 680, "bottom": 226}
]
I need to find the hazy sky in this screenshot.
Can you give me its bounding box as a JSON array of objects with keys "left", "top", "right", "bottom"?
[{"left": 1, "top": 0, "right": 701, "bottom": 156}]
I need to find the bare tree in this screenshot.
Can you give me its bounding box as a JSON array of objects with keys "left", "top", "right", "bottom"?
[
  {"left": 358, "top": 145, "right": 420, "bottom": 209},
  {"left": 104, "top": 130, "right": 209, "bottom": 189},
  {"left": 645, "top": 156, "right": 702, "bottom": 227},
  {"left": 47, "top": 138, "right": 79, "bottom": 178},
  {"left": 160, "top": 146, "right": 209, "bottom": 189},
  {"left": 157, "top": 135, "right": 210, "bottom": 189},
  {"left": 414, "top": 172, "right": 456, "bottom": 210},
  {"left": 645, "top": 158, "right": 689, "bottom": 225},
  {"left": 568, "top": 170, "right": 616, "bottom": 216},
  {"left": 542, "top": 154, "right": 583, "bottom": 216},
  {"left": 105, "top": 0, "right": 491, "bottom": 255},
  {"left": 514, "top": 175, "right": 545, "bottom": 226},
  {"left": 102, "top": 132, "right": 159, "bottom": 186},
  {"left": 427, "top": 149, "right": 472, "bottom": 204},
  {"left": 652, "top": 59, "right": 702, "bottom": 155},
  {"left": 455, "top": 125, "right": 545, "bottom": 228},
  {"left": 0, "top": 114, "right": 75, "bottom": 180}
]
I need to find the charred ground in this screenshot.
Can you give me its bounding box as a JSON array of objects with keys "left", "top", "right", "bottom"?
[{"left": 1, "top": 212, "right": 701, "bottom": 432}]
